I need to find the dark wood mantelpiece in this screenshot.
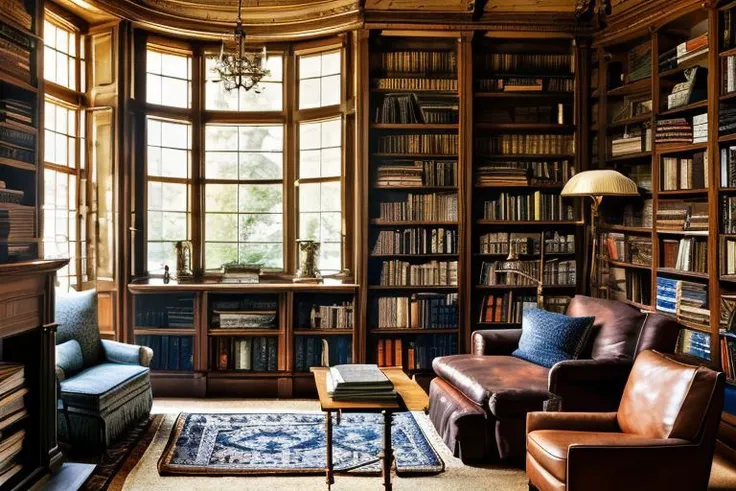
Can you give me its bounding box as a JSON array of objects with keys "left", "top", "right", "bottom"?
[{"left": 0, "top": 259, "right": 68, "bottom": 490}]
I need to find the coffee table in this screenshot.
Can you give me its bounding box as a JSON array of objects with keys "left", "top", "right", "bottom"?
[{"left": 311, "top": 367, "right": 429, "bottom": 491}]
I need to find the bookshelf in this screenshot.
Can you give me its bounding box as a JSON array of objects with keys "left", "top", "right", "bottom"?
[
  {"left": 365, "top": 33, "right": 464, "bottom": 376},
  {"left": 471, "top": 36, "right": 583, "bottom": 334}
]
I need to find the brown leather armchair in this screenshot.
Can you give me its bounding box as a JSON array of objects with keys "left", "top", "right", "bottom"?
[
  {"left": 527, "top": 350, "right": 725, "bottom": 491},
  {"left": 428, "top": 295, "right": 681, "bottom": 463}
]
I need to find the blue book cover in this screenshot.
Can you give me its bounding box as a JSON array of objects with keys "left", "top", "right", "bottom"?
[
  {"left": 161, "top": 336, "right": 170, "bottom": 370},
  {"left": 170, "top": 336, "right": 181, "bottom": 370},
  {"left": 180, "top": 336, "right": 193, "bottom": 371},
  {"left": 267, "top": 337, "right": 277, "bottom": 371}
]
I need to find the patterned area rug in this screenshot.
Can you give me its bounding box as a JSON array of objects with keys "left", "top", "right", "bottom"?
[{"left": 158, "top": 412, "right": 444, "bottom": 476}]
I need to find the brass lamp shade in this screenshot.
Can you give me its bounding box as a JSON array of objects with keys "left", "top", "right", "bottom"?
[{"left": 561, "top": 170, "right": 639, "bottom": 197}]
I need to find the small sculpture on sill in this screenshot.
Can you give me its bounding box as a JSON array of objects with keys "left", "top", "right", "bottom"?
[
  {"left": 294, "top": 239, "right": 322, "bottom": 283},
  {"left": 175, "top": 240, "right": 194, "bottom": 280},
  {"left": 163, "top": 265, "right": 171, "bottom": 284}
]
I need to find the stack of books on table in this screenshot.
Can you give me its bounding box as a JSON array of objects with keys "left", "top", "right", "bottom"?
[
  {"left": 326, "top": 364, "right": 397, "bottom": 402},
  {"left": 0, "top": 363, "right": 28, "bottom": 487}
]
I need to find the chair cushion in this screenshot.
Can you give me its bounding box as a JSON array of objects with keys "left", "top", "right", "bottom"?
[
  {"left": 56, "top": 289, "right": 103, "bottom": 368},
  {"left": 617, "top": 350, "right": 720, "bottom": 441},
  {"left": 567, "top": 295, "right": 646, "bottom": 360},
  {"left": 59, "top": 363, "right": 150, "bottom": 413},
  {"left": 432, "top": 354, "right": 549, "bottom": 407},
  {"left": 527, "top": 429, "right": 658, "bottom": 482},
  {"left": 512, "top": 308, "right": 594, "bottom": 369}
]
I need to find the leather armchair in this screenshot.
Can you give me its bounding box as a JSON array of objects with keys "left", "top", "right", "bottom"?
[
  {"left": 527, "top": 350, "right": 725, "bottom": 491},
  {"left": 429, "top": 295, "right": 682, "bottom": 463}
]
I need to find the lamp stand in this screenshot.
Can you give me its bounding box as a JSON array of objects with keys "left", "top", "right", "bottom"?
[{"left": 589, "top": 195, "right": 603, "bottom": 297}]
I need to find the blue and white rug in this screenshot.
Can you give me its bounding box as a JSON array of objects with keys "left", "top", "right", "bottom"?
[{"left": 158, "top": 412, "right": 444, "bottom": 476}]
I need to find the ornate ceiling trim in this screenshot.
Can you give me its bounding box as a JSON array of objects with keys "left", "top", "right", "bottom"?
[{"left": 89, "top": 0, "right": 363, "bottom": 41}]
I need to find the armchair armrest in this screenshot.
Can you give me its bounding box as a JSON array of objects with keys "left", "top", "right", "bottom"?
[
  {"left": 566, "top": 441, "right": 700, "bottom": 491},
  {"left": 55, "top": 340, "right": 83, "bottom": 383},
  {"left": 472, "top": 329, "right": 522, "bottom": 356},
  {"left": 547, "top": 358, "right": 633, "bottom": 412},
  {"left": 527, "top": 411, "right": 619, "bottom": 434},
  {"left": 102, "top": 339, "right": 153, "bottom": 367}
]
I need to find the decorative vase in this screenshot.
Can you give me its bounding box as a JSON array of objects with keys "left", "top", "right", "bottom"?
[{"left": 294, "top": 239, "right": 321, "bottom": 283}]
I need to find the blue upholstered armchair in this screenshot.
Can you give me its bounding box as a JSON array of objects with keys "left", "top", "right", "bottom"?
[{"left": 55, "top": 290, "right": 153, "bottom": 449}]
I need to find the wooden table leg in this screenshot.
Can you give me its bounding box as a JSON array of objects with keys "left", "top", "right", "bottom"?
[
  {"left": 326, "top": 410, "right": 334, "bottom": 491},
  {"left": 381, "top": 410, "right": 393, "bottom": 491}
]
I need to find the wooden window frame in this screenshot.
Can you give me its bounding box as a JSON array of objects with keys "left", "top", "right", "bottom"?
[{"left": 139, "top": 34, "right": 352, "bottom": 279}]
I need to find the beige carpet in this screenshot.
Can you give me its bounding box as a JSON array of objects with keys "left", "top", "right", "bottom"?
[{"left": 118, "top": 398, "right": 528, "bottom": 491}]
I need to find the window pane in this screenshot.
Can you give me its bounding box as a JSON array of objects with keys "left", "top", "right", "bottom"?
[
  {"left": 299, "top": 118, "right": 342, "bottom": 178},
  {"left": 298, "top": 50, "right": 341, "bottom": 109},
  {"left": 44, "top": 101, "right": 76, "bottom": 167},
  {"left": 299, "top": 181, "right": 342, "bottom": 273},
  {"left": 146, "top": 116, "right": 192, "bottom": 274},
  {"left": 205, "top": 55, "right": 283, "bottom": 112},
  {"left": 44, "top": 20, "right": 77, "bottom": 90},
  {"left": 205, "top": 124, "right": 283, "bottom": 180},
  {"left": 146, "top": 47, "right": 192, "bottom": 109}
]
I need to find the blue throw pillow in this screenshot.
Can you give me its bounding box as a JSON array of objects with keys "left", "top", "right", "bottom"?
[{"left": 512, "top": 307, "right": 594, "bottom": 368}]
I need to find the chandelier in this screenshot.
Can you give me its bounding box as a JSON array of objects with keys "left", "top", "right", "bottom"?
[{"left": 211, "top": 0, "right": 270, "bottom": 93}]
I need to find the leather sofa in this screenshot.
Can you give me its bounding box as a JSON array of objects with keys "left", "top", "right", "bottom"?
[
  {"left": 428, "top": 295, "right": 682, "bottom": 463},
  {"left": 527, "top": 350, "right": 724, "bottom": 491}
]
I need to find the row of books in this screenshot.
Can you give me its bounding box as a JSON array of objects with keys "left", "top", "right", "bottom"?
[
  {"left": 662, "top": 237, "right": 707, "bottom": 274},
  {"left": 0, "top": 363, "right": 27, "bottom": 488},
  {"left": 214, "top": 336, "right": 278, "bottom": 371},
  {"left": 479, "top": 231, "right": 575, "bottom": 255},
  {"left": 656, "top": 118, "right": 692, "bottom": 145},
  {"left": 693, "top": 113, "right": 708, "bottom": 143},
  {"left": 627, "top": 41, "right": 651, "bottom": 82},
  {"left": 135, "top": 335, "right": 193, "bottom": 371},
  {"left": 477, "top": 104, "right": 568, "bottom": 125},
  {"left": 375, "top": 160, "right": 457, "bottom": 188},
  {"left": 305, "top": 302, "right": 353, "bottom": 330},
  {"left": 720, "top": 334, "right": 736, "bottom": 379},
  {"left": 604, "top": 267, "right": 651, "bottom": 306},
  {"left": 0, "top": 203, "right": 34, "bottom": 242},
  {"left": 134, "top": 299, "right": 195, "bottom": 328},
  {"left": 480, "top": 53, "right": 572, "bottom": 75},
  {"left": 476, "top": 77, "right": 574, "bottom": 93},
  {"left": 601, "top": 232, "right": 652, "bottom": 266},
  {"left": 377, "top": 134, "right": 458, "bottom": 155},
  {"left": 374, "top": 93, "right": 458, "bottom": 124},
  {"left": 661, "top": 152, "right": 708, "bottom": 191},
  {"left": 656, "top": 201, "right": 708, "bottom": 231},
  {"left": 378, "top": 50, "right": 457, "bottom": 74},
  {"left": 724, "top": 56, "right": 736, "bottom": 95},
  {"left": 656, "top": 276, "right": 710, "bottom": 328},
  {"left": 0, "top": 98, "right": 34, "bottom": 166},
  {"left": 721, "top": 237, "right": 736, "bottom": 276},
  {"left": 372, "top": 227, "right": 457, "bottom": 255},
  {"left": 378, "top": 192, "right": 458, "bottom": 221},
  {"left": 375, "top": 293, "right": 458, "bottom": 329},
  {"left": 482, "top": 192, "right": 575, "bottom": 222},
  {"left": 479, "top": 260, "right": 538, "bottom": 286},
  {"left": 376, "top": 335, "right": 458, "bottom": 370},
  {"left": 0, "top": 24, "right": 32, "bottom": 83},
  {"left": 479, "top": 293, "right": 536, "bottom": 323},
  {"left": 542, "top": 260, "right": 577, "bottom": 286},
  {"left": 658, "top": 32, "right": 708, "bottom": 72},
  {"left": 724, "top": 196, "right": 736, "bottom": 234},
  {"left": 475, "top": 160, "right": 575, "bottom": 186},
  {"left": 721, "top": 145, "right": 736, "bottom": 188},
  {"left": 378, "top": 260, "right": 458, "bottom": 286},
  {"left": 295, "top": 336, "right": 352, "bottom": 372},
  {"left": 372, "top": 77, "right": 457, "bottom": 92},
  {"left": 476, "top": 134, "right": 574, "bottom": 156},
  {"left": 610, "top": 126, "right": 652, "bottom": 157},
  {"left": 0, "top": 1, "right": 32, "bottom": 30}
]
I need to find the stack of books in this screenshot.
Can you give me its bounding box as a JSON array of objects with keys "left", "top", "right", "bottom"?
[
  {"left": 0, "top": 1, "right": 31, "bottom": 30},
  {"left": 0, "top": 363, "right": 27, "bottom": 487},
  {"left": 0, "top": 99, "right": 35, "bottom": 166},
  {"left": 656, "top": 201, "right": 708, "bottom": 231},
  {"left": 627, "top": 42, "right": 652, "bottom": 81},
  {"left": 657, "top": 276, "right": 710, "bottom": 328},
  {"left": 326, "top": 364, "right": 397, "bottom": 401},
  {"left": 721, "top": 106, "right": 736, "bottom": 136},
  {"left": 679, "top": 328, "right": 711, "bottom": 360},
  {"left": 692, "top": 113, "right": 708, "bottom": 143},
  {"left": 610, "top": 126, "right": 652, "bottom": 157},
  {"left": 0, "top": 24, "right": 32, "bottom": 84},
  {"left": 656, "top": 118, "right": 692, "bottom": 145},
  {"left": 475, "top": 160, "right": 574, "bottom": 186},
  {"left": 658, "top": 33, "right": 708, "bottom": 71}
]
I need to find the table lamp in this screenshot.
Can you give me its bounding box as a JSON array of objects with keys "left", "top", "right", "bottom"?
[{"left": 561, "top": 169, "right": 639, "bottom": 293}]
